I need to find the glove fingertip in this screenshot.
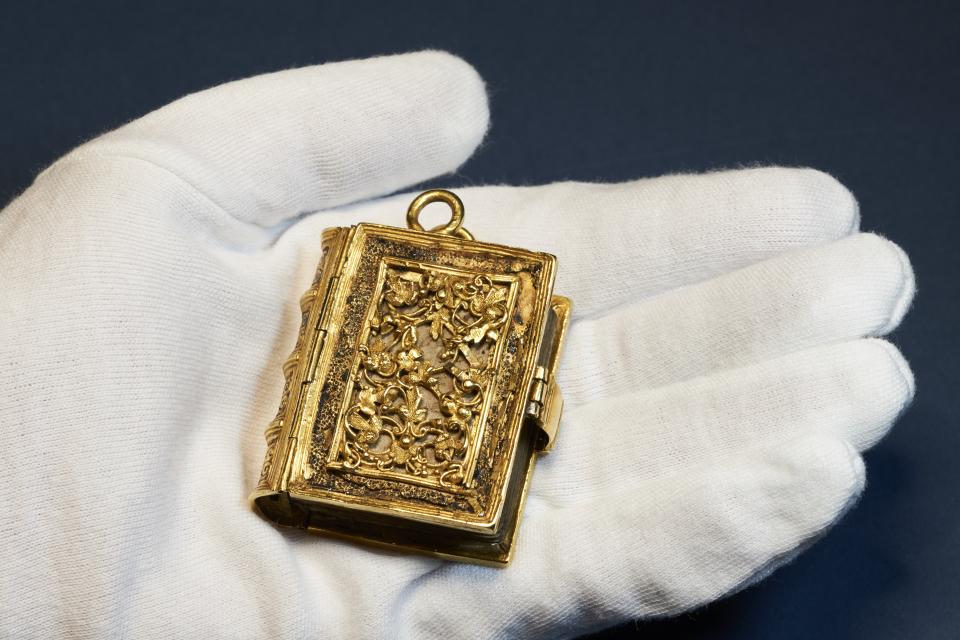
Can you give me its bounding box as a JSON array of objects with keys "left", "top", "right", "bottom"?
[{"left": 410, "top": 50, "right": 490, "bottom": 165}]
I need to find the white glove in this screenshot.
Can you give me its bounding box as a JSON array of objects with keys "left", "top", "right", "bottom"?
[{"left": 0, "top": 51, "right": 914, "bottom": 638}]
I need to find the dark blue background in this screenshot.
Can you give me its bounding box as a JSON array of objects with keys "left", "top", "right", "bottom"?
[{"left": 2, "top": 2, "right": 956, "bottom": 637}]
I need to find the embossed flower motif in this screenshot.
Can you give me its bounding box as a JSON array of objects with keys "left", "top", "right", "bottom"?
[
  {"left": 422, "top": 272, "right": 458, "bottom": 310},
  {"left": 465, "top": 322, "right": 499, "bottom": 345},
  {"left": 362, "top": 338, "right": 396, "bottom": 377},
  {"left": 427, "top": 306, "right": 452, "bottom": 340},
  {"left": 468, "top": 284, "right": 507, "bottom": 319},
  {"left": 402, "top": 360, "right": 436, "bottom": 386},
  {"left": 421, "top": 271, "right": 449, "bottom": 293},
  {"left": 357, "top": 387, "right": 379, "bottom": 415},
  {"left": 369, "top": 312, "right": 396, "bottom": 335},
  {"left": 390, "top": 439, "right": 412, "bottom": 464},
  {"left": 348, "top": 410, "right": 382, "bottom": 444},
  {"left": 433, "top": 433, "right": 460, "bottom": 461},
  {"left": 396, "top": 348, "right": 422, "bottom": 372},
  {"left": 441, "top": 396, "right": 473, "bottom": 422},
  {"left": 399, "top": 390, "right": 428, "bottom": 424},
  {"left": 395, "top": 326, "right": 422, "bottom": 372},
  {"left": 385, "top": 271, "right": 420, "bottom": 307}
]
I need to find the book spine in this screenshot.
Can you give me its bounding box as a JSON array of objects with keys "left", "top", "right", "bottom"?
[{"left": 255, "top": 227, "right": 348, "bottom": 493}]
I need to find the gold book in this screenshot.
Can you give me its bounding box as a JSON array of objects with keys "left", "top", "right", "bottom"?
[{"left": 251, "top": 190, "right": 569, "bottom": 566}]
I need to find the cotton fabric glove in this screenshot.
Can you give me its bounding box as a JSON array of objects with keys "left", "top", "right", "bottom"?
[{"left": 0, "top": 51, "right": 915, "bottom": 638}]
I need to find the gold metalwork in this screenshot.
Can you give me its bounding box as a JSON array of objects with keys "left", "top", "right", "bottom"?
[
  {"left": 327, "top": 260, "right": 518, "bottom": 489},
  {"left": 406, "top": 188, "right": 474, "bottom": 240},
  {"left": 251, "top": 189, "right": 569, "bottom": 566}
]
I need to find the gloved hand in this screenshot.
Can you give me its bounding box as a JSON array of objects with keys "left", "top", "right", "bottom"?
[{"left": 0, "top": 51, "right": 914, "bottom": 638}]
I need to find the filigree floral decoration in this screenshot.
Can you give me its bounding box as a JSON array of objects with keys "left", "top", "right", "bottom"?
[{"left": 338, "top": 265, "right": 513, "bottom": 487}]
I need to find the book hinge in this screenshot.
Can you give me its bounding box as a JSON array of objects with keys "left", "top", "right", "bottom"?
[
  {"left": 305, "top": 273, "right": 338, "bottom": 382},
  {"left": 526, "top": 365, "right": 563, "bottom": 452},
  {"left": 279, "top": 270, "right": 338, "bottom": 491},
  {"left": 315, "top": 276, "right": 339, "bottom": 330},
  {"left": 304, "top": 330, "right": 327, "bottom": 383},
  {"left": 279, "top": 432, "right": 299, "bottom": 492},
  {"left": 525, "top": 296, "right": 571, "bottom": 453}
]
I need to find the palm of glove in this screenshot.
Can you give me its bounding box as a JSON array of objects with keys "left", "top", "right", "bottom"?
[{"left": 0, "top": 52, "right": 914, "bottom": 638}]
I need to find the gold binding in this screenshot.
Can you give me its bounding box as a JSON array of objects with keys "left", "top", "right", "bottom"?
[{"left": 251, "top": 190, "right": 569, "bottom": 566}]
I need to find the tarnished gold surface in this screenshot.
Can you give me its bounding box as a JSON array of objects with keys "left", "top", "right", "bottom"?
[{"left": 251, "top": 190, "right": 569, "bottom": 565}]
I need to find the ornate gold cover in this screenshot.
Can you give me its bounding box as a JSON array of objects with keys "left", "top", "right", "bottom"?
[{"left": 251, "top": 190, "right": 569, "bottom": 566}]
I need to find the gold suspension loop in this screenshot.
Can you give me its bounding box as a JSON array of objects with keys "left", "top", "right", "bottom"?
[{"left": 406, "top": 189, "right": 474, "bottom": 240}]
